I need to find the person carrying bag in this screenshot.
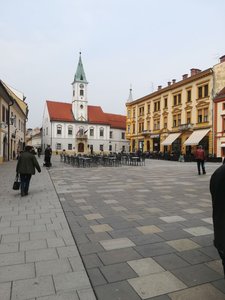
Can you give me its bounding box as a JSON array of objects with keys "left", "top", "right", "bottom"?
[{"left": 16, "top": 145, "right": 41, "bottom": 196}]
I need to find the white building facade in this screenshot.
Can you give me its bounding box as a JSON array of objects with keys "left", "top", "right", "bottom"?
[{"left": 42, "top": 54, "right": 129, "bottom": 154}]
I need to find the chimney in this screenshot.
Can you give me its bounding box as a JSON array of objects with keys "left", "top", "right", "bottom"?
[
  {"left": 167, "top": 81, "right": 171, "bottom": 86},
  {"left": 220, "top": 55, "right": 225, "bottom": 63},
  {"left": 190, "top": 68, "right": 201, "bottom": 76},
  {"left": 172, "top": 79, "right": 176, "bottom": 84},
  {"left": 182, "top": 74, "right": 188, "bottom": 80},
  {"left": 158, "top": 85, "right": 162, "bottom": 91}
]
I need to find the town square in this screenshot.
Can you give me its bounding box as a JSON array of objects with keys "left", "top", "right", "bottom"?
[{"left": 1, "top": 1, "right": 225, "bottom": 299}]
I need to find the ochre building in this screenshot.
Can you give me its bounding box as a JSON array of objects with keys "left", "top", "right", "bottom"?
[{"left": 126, "top": 56, "right": 225, "bottom": 157}]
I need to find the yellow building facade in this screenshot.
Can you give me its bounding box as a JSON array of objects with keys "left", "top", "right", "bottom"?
[
  {"left": 126, "top": 56, "right": 225, "bottom": 158},
  {"left": 0, "top": 80, "right": 28, "bottom": 163}
]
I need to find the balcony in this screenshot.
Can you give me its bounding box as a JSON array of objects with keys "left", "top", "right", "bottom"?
[
  {"left": 179, "top": 123, "right": 193, "bottom": 131},
  {"left": 76, "top": 133, "right": 88, "bottom": 140},
  {"left": 141, "top": 130, "right": 151, "bottom": 136}
]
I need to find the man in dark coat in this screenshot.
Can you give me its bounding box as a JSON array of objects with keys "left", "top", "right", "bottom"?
[
  {"left": 16, "top": 145, "right": 41, "bottom": 196},
  {"left": 210, "top": 164, "right": 225, "bottom": 277},
  {"left": 44, "top": 145, "right": 52, "bottom": 167}
]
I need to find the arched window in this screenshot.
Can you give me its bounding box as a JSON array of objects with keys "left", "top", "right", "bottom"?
[
  {"left": 68, "top": 125, "right": 73, "bottom": 135},
  {"left": 100, "top": 127, "right": 104, "bottom": 137},
  {"left": 57, "top": 125, "right": 62, "bottom": 135}
]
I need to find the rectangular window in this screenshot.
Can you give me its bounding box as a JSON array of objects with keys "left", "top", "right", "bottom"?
[
  {"left": 198, "top": 110, "right": 203, "bottom": 123},
  {"left": 121, "top": 132, "right": 125, "bottom": 139},
  {"left": 127, "top": 125, "right": 130, "bottom": 133},
  {"left": 204, "top": 84, "right": 209, "bottom": 97},
  {"left": 147, "top": 121, "right": 150, "bottom": 130},
  {"left": 178, "top": 114, "right": 181, "bottom": 125},
  {"left": 68, "top": 144, "right": 72, "bottom": 150},
  {"left": 128, "top": 110, "right": 131, "bottom": 118},
  {"left": 147, "top": 104, "right": 150, "bottom": 114},
  {"left": 187, "top": 90, "right": 191, "bottom": 102},
  {"left": 164, "top": 117, "right": 167, "bottom": 129},
  {"left": 178, "top": 94, "right": 181, "bottom": 105},
  {"left": 139, "top": 106, "right": 144, "bottom": 116},
  {"left": 198, "top": 86, "right": 203, "bottom": 99},
  {"left": 154, "top": 101, "right": 160, "bottom": 112},
  {"left": 173, "top": 118, "right": 177, "bottom": 127},
  {"left": 109, "top": 144, "right": 112, "bottom": 151},
  {"left": 204, "top": 108, "right": 208, "bottom": 122},
  {"left": 133, "top": 108, "right": 135, "bottom": 118},
  {"left": 57, "top": 126, "right": 62, "bottom": 135},
  {"left": 46, "top": 127, "right": 48, "bottom": 135},
  {"left": 223, "top": 118, "right": 225, "bottom": 132},
  {"left": 164, "top": 98, "right": 168, "bottom": 108},
  {"left": 56, "top": 143, "right": 61, "bottom": 150},
  {"left": 132, "top": 124, "right": 135, "bottom": 133},
  {"left": 223, "top": 103, "right": 225, "bottom": 110},
  {"left": 2, "top": 106, "right": 5, "bottom": 122},
  {"left": 90, "top": 128, "right": 94, "bottom": 136},
  {"left": 100, "top": 144, "right": 104, "bottom": 151},
  {"left": 110, "top": 131, "right": 113, "bottom": 138},
  {"left": 187, "top": 111, "right": 191, "bottom": 124},
  {"left": 68, "top": 127, "right": 73, "bottom": 135},
  {"left": 100, "top": 128, "right": 104, "bottom": 137},
  {"left": 6, "top": 109, "right": 9, "bottom": 124}
]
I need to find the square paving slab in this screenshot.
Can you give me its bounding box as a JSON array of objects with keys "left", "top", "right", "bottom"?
[
  {"left": 127, "top": 258, "right": 165, "bottom": 276},
  {"left": 99, "top": 238, "right": 135, "bottom": 250},
  {"left": 183, "top": 226, "right": 213, "bottom": 236},
  {"left": 128, "top": 271, "right": 186, "bottom": 299}
]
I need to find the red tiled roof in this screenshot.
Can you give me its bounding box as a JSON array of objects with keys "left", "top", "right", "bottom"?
[
  {"left": 214, "top": 87, "right": 225, "bottom": 102},
  {"left": 88, "top": 105, "right": 109, "bottom": 125},
  {"left": 105, "top": 113, "right": 126, "bottom": 129},
  {"left": 46, "top": 101, "right": 75, "bottom": 122},
  {"left": 46, "top": 101, "right": 126, "bottom": 129}
]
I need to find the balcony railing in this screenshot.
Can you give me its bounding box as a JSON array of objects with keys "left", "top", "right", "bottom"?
[
  {"left": 76, "top": 133, "right": 88, "bottom": 140},
  {"left": 179, "top": 123, "right": 193, "bottom": 131}
]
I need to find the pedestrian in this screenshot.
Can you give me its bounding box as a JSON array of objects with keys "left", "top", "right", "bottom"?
[
  {"left": 210, "top": 164, "right": 225, "bottom": 277},
  {"left": 44, "top": 145, "right": 52, "bottom": 167},
  {"left": 16, "top": 145, "right": 41, "bottom": 196},
  {"left": 195, "top": 145, "right": 206, "bottom": 175}
]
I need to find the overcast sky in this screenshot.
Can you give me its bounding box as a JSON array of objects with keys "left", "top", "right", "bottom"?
[{"left": 1, "top": 0, "right": 225, "bottom": 128}]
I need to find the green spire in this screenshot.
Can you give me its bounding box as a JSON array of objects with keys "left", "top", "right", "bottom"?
[{"left": 73, "top": 52, "right": 88, "bottom": 83}]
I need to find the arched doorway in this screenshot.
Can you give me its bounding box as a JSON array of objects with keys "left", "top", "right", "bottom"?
[{"left": 78, "top": 143, "right": 84, "bottom": 152}]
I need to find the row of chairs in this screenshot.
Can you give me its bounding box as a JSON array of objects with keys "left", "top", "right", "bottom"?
[{"left": 60, "top": 154, "right": 145, "bottom": 168}]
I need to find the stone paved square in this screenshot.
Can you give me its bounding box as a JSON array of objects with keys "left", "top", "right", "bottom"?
[{"left": 37, "top": 158, "right": 225, "bottom": 299}]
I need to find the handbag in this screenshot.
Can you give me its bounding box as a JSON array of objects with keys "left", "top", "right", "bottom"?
[{"left": 13, "top": 175, "right": 20, "bottom": 190}]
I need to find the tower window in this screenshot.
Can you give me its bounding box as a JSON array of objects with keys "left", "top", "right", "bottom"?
[{"left": 80, "top": 89, "right": 84, "bottom": 96}]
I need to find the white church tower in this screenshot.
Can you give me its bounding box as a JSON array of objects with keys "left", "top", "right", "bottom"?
[{"left": 72, "top": 52, "right": 88, "bottom": 121}]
